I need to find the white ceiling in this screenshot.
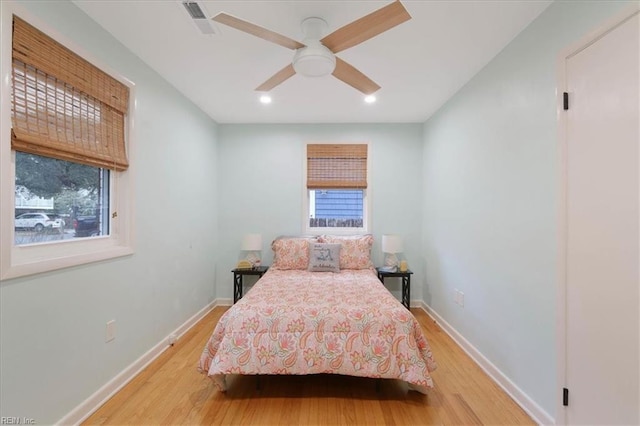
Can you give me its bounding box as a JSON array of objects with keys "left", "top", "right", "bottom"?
[{"left": 73, "top": 0, "right": 551, "bottom": 124}]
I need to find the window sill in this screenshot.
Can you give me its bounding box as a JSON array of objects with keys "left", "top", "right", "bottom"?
[
  {"left": 305, "top": 227, "right": 369, "bottom": 236},
  {"left": 1, "top": 241, "right": 133, "bottom": 280}
]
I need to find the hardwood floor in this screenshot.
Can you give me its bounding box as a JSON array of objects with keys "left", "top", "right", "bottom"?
[{"left": 84, "top": 306, "right": 534, "bottom": 425}]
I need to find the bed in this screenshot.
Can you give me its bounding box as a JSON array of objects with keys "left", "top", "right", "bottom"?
[{"left": 198, "top": 235, "right": 437, "bottom": 393}]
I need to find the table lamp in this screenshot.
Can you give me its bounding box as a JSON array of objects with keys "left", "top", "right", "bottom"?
[
  {"left": 241, "top": 233, "right": 262, "bottom": 267},
  {"left": 382, "top": 234, "right": 403, "bottom": 268}
]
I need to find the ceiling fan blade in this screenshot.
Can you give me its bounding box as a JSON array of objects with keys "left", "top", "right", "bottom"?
[
  {"left": 255, "top": 64, "right": 296, "bottom": 91},
  {"left": 332, "top": 58, "right": 380, "bottom": 95},
  {"left": 321, "top": 1, "right": 411, "bottom": 54},
  {"left": 213, "top": 13, "right": 305, "bottom": 50}
]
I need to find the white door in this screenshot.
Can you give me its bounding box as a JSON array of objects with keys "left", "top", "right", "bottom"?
[{"left": 564, "top": 10, "right": 639, "bottom": 425}]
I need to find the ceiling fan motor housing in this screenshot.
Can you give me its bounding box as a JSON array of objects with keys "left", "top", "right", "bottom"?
[
  {"left": 293, "top": 42, "right": 336, "bottom": 77},
  {"left": 293, "top": 17, "right": 335, "bottom": 77}
]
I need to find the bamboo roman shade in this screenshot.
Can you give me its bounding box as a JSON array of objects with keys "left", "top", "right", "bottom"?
[
  {"left": 307, "top": 144, "right": 368, "bottom": 189},
  {"left": 11, "top": 16, "right": 129, "bottom": 170}
]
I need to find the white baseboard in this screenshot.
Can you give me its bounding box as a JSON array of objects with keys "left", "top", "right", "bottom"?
[
  {"left": 57, "top": 300, "right": 219, "bottom": 425},
  {"left": 418, "top": 302, "right": 554, "bottom": 426}
]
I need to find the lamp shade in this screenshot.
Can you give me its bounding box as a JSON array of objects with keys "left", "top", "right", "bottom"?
[
  {"left": 241, "top": 234, "right": 262, "bottom": 251},
  {"left": 382, "top": 234, "right": 403, "bottom": 254}
]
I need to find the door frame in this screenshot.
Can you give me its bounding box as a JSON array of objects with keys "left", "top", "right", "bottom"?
[{"left": 556, "top": 4, "right": 640, "bottom": 424}]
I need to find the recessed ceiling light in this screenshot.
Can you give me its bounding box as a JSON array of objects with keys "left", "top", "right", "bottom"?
[
  {"left": 259, "top": 94, "right": 272, "bottom": 104},
  {"left": 364, "top": 95, "right": 376, "bottom": 104}
]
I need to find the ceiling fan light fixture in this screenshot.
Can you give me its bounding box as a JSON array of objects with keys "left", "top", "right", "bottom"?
[
  {"left": 292, "top": 44, "right": 336, "bottom": 77},
  {"left": 259, "top": 94, "right": 272, "bottom": 104},
  {"left": 364, "top": 95, "right": 376, "bottom": 104}
]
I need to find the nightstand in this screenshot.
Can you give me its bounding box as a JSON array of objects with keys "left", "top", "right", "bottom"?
[
  {"left": 232, "top": 266, "right": 269, "bottom": 303},
  {"left": 377, "top": 268, "right": 413, "bottom": 310}
]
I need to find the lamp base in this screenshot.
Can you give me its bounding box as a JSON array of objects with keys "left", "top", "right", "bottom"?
[
  {"left": 245, "top": 252, "right": 261, "bottom": 268},
  {"left": 384, "top": 253, "right": 399, "bottom": 268}
]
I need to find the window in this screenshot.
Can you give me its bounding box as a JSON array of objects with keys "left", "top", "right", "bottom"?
[
  {"left": 0, "top": 11, "right": 133, "bottom": 279},
  {"left": 305, "top": 143, "right": 370, "bottom": 234},
  {"left": 309, "top": 189, "right": 364, "bottom": 228},
  {"left": 14, "top": 152, "right": 110, "bottom": 245}
]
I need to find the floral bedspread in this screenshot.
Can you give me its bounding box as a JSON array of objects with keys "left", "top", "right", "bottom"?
[{"left": 198, "top": 269, "right": 437, "bottom": 392}]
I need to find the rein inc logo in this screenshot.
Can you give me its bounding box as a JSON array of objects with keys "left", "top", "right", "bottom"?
[{"left": 1, "top": 418, "right": 35, "bottom": 425}]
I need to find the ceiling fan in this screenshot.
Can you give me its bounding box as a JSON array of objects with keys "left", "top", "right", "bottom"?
[{"left": 211, "top": 1, "right": 411, "bottom": 95}]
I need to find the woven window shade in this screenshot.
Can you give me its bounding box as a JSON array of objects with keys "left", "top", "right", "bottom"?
[
  {"left": 307, "top": 144, "right": 368, "bottom": 189},
  {"left": 11, "top": 16, "right": 129, "bottom": 171}
]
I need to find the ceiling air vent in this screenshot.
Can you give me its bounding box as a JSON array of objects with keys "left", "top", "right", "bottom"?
[
  {"left": 182, "top": 1, "right": 217, "bottom": 35},
  {"left": 183, "top": 1, "right": 206, "bottom": 19}
]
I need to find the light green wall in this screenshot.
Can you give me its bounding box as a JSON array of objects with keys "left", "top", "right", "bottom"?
[
  {"left": 216, "top": 123, "right": 424, "bottom": 300},
  {"left": 0, "top": 1, "right": 219, "bottom": 424},
  {"left": 421, "top": 0, "right": 633, "bottom": 419}
]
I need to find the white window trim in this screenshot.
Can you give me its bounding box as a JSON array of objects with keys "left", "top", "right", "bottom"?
[
  {"left": 0, "top": 2, "right": 135, "bottom": 280},
  {"left": 302, "top": 141, "right": 372, "bottom": 235}
]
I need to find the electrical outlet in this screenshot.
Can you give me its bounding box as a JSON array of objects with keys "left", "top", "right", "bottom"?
[
  {"left": 453, "top": 289, "right": 465, "bottom": 307},
  {"left": 105, "top": 320, "right": 116, "bottom": 342}
]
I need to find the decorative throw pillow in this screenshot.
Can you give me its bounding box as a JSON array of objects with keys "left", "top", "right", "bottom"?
[
  {"left": 308, "top": 243, "right": 341, "bottom": 272},
  {"left": 317, "top": 234, "right": 374, "bottom": 270},
  {"left": 271, "top": 237, "right": 312, "bottom": 270}
]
